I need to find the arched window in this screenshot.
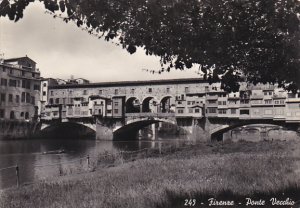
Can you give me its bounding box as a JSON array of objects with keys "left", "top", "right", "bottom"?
[
  {"left": 25, "top": 112, "right": 29, "bottom": 119},
  {"left": 20, "top": 112, "right": 24, "bottom": 117},
  {"left": 10, "top": 111, "right": 15, "bottom": 119}
]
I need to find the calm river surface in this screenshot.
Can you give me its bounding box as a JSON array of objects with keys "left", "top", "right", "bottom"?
[{"left": 0, "top": 135, "right": 191, "bottom": 189}]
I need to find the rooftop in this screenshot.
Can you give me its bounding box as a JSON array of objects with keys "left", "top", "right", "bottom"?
[{"left": 49, "top": 78, "right": 206, "bottom": 89}]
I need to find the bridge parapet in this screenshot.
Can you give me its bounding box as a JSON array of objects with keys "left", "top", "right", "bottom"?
[
  {"left": 125, "top": 112, "right": 175, "bottom": 118},
  {"left": 125, "top": 112, "right": 176, "bottom": 125}
]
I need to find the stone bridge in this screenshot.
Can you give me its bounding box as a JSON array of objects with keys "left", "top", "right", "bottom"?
[
  {"left": 38, "top": 113, "right": 300, "bottom": 141},
  {"left": 40, "top": 78, "right": 300, "bottom": 141}
]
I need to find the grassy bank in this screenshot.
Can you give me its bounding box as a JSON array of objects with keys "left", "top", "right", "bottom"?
[{"left": 1, "top": 140, "right": 300, "bottom": 208}]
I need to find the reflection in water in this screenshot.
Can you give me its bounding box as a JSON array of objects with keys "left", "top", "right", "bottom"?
[{"left": 0, "top": 135, "right": 188, "bottom": 189}]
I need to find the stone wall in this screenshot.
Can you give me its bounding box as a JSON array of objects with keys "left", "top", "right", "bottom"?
[{"left": 0, "top": 120, "right": 37, "bottom": 140}]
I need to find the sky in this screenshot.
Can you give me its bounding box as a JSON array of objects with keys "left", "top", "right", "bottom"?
[{"left": 0, "top": 2, "right": 200, "bottom": 82}]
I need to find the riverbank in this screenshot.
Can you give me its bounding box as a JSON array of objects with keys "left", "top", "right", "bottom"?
[{"left": 1, "top": 140, "right": 300, "bottom": 208}]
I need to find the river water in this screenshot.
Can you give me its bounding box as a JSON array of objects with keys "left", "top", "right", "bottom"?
[{"left": 0, "top": 135, "right": 190, "bottom": 189}]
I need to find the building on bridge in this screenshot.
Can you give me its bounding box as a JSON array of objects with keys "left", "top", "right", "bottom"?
[{"left": 39, "top": 78, "right": 300, "bottom": 140}]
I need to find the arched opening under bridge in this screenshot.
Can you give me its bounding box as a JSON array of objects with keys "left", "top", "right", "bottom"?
[
  {"left": 113, "top": 119, "right": 187, "bottom": 140},
  {"left": 211, "top": 121, "right": 300, "bottom": 142},
  {"left": 38, "top": 122, "right": 96, "bottom": 139}
]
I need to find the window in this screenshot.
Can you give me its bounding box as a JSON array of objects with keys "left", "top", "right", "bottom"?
[
  {"left": 10, "top": 111, "right": 15, "bottom": 119},
  {"left": 50, "top": 91, "right": 54, "bottom": 96},
  {"left": 62, "top": 98, "right": 66, "bottom": 105},
  {"left": 208, "top": 108, "right": 217, "bottom": 113},
  {"left": 43, "top": 83, "right": 47, "bottom": 87},
  {"left": 148, "top": 88, "right": 152, "bottom": 93},
  {"left": 69, "top": 90, "right": 73, "bottom": 95},
  {"left": 223, "top": 101, "right": 226, "bottom": 105},
  {"left": 0, "top": 109, "right": 4, "bottom": 118},
  {"left": 31, "top": 96, "right": 35, "bottom": 105},
  {"left": 49, "top": 98, "right": 53, "bottom": 104},
  {"left": 83, "top": 90, "right": 87, "bottom": 95},
  {"left": 1, "top": 93, "right": 6, "bottom": 102},
  {"left": 99, "top": 90, "right": 102, "bottom": 95},
  {"left": 131, "top": 89, "right": 135, "bottom": 94},
  {"left": 195, "top": 108, "right": 200, "bottom": 113},
  {"left": 240, "top": 109, "right": 250, "bottom": 115},
  {"left": 178, "top": 101, "right": 182, "bottom": 104},
  {"left": 269, "top": 92, "right": 272, "bottom": 95},
  {"left": 280, "top": 100, "right": 284, "bottom": 104},
  {"left": 55, "top": 98, "right": 59, "bottom": 104},
  {"left": 25, "top": 81, "right": 30, "bottom": 89},
  {"left": 34, "top": 84, "right": 40, "bottom": 90},
  {"left": 3, "top": 67, "right": 6, "bottom": 72},
  {"left": 230, "top": 109, "right": 236, "bottom": 114},
  {"left": 189, "top": 108, "right": 193, "bottom": 113},
  {"left": 185, "top": 87, "right": 189, "bottom": 93},
  {"left": 32, "top": 73, "right": 35, "bottom": 78},
  {"left": 9, "top": 79, "right": 17, "bottom": 87},
  {"left": 114, "top": 89, "right": 118, "bottom": 95},
  {"left": 218, "top": 101, "right": 222, "bottom": 105},
  {"left": 26, "top": 93, "right": 30, "bottom": 103},
  {"left": 264, "top": 92, "right": 267, "bottom": 95},
  {"left": 43, "top": 91, "right": 46, "bottom": 96},
  {"left": 22, "top": 80, "right": 26, "bottom": 88},
  {"left": 25, "top": 112, "right": 29, "bottom": 119},
  {"left": 265, "top": 100, "right": 272, "bottom": 104},
  {"left": 166, "top": 88, "right": 170, "bottom": 93},
  {"left": 114, "top": 109, "right": 119, "bottom": 114},
  {"left": 21, "top": 92, "right": 25, "bottom": 102},
  {"left": 9, "top": 69, "right": 13, "bottom": 74},
  {"left": 16, "top": 95, "right": 20, "bottom": 103},
  {"left": 1, "top": 78, "right": 7, "bottom": 86},
  {"left": 208, "top": 100, "right": 217, "bottom": 104},
  {"left": 178, "top": 109, "right": 184, "bottom": 114},
  {"left": 187, "top": 101, "right": 191, "bottom": 105},
  {"left": 218, "top": 109, "right": 227, "bottom": 114},
  {"left": 114, "top": 102, "right": 118, "bottom": 106},
  {"left": 8, "top": 94, "right": 13, "bottom": 102},
  {"left": 107, "top": 110, "right": 112, "bottom": 114}
]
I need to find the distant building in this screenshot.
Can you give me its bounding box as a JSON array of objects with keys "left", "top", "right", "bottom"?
[
  {"left": 55, "top": 77, "right": 90, "bottom": 85},
  {"left": 39, "top": 78, "right": 58, "bottom": 117},
  {"left": 0, "top": 56, "right": 41, "bottom": 121}
]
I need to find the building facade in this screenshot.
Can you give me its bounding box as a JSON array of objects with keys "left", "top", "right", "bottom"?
[
  {"left": 41, "top": 78, "right": 300, "bottom": 123},
  {"left": 0, "top": 56, "right": 41, "bottom": 121}
]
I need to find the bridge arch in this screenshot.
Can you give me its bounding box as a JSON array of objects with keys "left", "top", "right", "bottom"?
[
  {"left": 38, "top": 122, "right": 96, "bottom": 139},
  {"left": 159, "top": 96, "right": 174, "bottom": 113},
  {"left": 113, "top": 118, "right": 178, "bottom": 140},
  {"left": 210, "top": 119, "right": 299, "bottom": 141},
  {"left": 141, "top": 96, "right": 159, "bottom": 113},
  {"left": 125, "top": 97, "right": 141, "bottom": 113}
]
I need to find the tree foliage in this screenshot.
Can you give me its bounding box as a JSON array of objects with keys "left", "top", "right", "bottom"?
[{"left": 1, "top": 0, "right": 300, "bottom": 92}]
